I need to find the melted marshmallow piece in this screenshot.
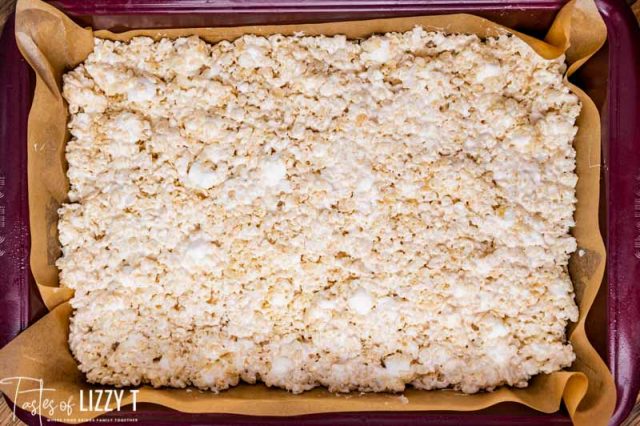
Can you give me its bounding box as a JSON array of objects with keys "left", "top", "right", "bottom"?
[
  {"left": 186, "top": 161, "right": 227, "bottom": 189},
  {"left": 348, "top": 288, "right": 374, "bottom": 315},
  {"left": 475, "top": 63, "right": 502, "bottom": 82},
  {"left": 260, "top": 158, "right": 287, "bottom": 187}
]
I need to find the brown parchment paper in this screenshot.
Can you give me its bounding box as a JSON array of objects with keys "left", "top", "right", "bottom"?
[{"left": 0, "top": 0, "right": 615, "bottom": 424}]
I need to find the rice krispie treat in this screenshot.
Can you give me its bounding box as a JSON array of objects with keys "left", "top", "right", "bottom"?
[{"left": 59, "top": 28, "right": 580, "bottom": 394}]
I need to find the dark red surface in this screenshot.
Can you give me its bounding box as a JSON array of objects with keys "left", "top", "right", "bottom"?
[
  {"left": 8, "top": 403, "right": 575, "bottom": 426},
  {"left": 0, "top": 16, "right": 32, "bottom": 353},
  {"left": 0, "top": 1, "right": 639, "bottom": 425},
  {"left": 598, "top": 1, "right": 640, "bottom": 425}
]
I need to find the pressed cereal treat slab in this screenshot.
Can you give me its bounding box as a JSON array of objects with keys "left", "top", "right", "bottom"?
[{"left": 60, "top": 29, "right": 579, "bottom": 394}]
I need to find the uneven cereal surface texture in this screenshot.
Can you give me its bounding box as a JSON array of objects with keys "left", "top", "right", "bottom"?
[{"left": 59, "top": 28, "right": 580, "bottom": 394}]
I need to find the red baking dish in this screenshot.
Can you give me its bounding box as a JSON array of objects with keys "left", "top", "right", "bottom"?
[{"left": 1, "top": 0, "right": 639, "bottom": 425}]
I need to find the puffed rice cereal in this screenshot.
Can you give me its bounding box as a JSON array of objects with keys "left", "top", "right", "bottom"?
[{"left": 59, "top": 28, "right": 580, "bottom": 394}]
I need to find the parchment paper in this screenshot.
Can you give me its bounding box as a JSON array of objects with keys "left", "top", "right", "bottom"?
[{"left": 0, "top": 0, "right": 615, "bottom": 424}]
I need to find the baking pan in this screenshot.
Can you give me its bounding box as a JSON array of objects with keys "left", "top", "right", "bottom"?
[{"left": 0, "top": 0, "right": 638, "bottom": 424}]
